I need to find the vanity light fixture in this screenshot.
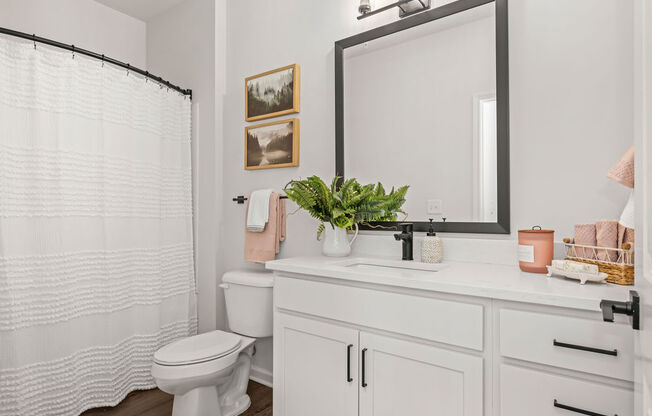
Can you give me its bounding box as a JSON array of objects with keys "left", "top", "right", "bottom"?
[{"left": 357, "top": 0, "right": 431, "bottom": 20}]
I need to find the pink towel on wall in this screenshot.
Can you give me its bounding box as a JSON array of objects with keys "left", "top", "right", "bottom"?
[
  {"left": 596, "top": 220, "right": 618, "bottom": 262},
  {"left": 244, "top": 192, "right": 286, "bottom": 263},
  {"left": 574, "top": 224, "right": 597, "bottom": 259},
  {"left": 607, "top": 146, "right": 634, "bottom": 188}
]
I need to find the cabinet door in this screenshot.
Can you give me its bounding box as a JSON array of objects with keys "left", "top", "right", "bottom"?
[
  {"left": 274, "top": 312, "right": 359, "bottom": 416},
  {"left": 359, "top": 332, "right": 483, "bottom": 416}
]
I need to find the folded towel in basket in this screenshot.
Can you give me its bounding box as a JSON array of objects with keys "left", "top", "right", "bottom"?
[
  {"left": 574, "top": 224, "right": 596, "bottom": 259},
  {"left": 596, "top": 220, "right": 619, "bottom": 262}
]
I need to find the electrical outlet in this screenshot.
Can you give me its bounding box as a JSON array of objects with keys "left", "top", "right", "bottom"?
[{"left": 427, "top": 199, "right": 442, "bottom": 215}]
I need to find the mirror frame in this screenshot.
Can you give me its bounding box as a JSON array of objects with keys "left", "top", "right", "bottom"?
[{"left": 335, "top": 0, "right": 510, "bottom": 234}]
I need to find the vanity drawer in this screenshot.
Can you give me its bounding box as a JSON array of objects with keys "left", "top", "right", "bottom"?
[
  {"left": 275, "top": 276, "right": 484, "bottom": 351},
  {"left": 500, "top": 308, "right": 633, "bottom": 381},
  {"left": 500, "top": 364, "right": 633, "bottom": 416}
]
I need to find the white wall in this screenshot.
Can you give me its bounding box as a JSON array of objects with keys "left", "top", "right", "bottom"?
[
  {"left": 509, "top": 0, "right": 632, "bottom": 235},
  {"left": 222, "top": 0, "right": 634, "bottom": 379},
  {"left": 147, "top": 0, "right": 227, "bottom": 332},
  {"left": 0, "top": 0, "right": 146, "bottom": 67}
]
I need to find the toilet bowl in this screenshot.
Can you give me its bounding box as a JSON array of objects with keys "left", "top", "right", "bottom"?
[{"left": 152, "top": 270, "right": 274, "bottom": 416}]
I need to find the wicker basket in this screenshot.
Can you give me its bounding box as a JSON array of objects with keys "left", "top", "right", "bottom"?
[{"left": 562, "top": 238, "right": 634, "bottom": 285}]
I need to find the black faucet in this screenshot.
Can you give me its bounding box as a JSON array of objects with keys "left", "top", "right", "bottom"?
[{"left": 394, "top": 223, "right": 413, "bottom": 261}]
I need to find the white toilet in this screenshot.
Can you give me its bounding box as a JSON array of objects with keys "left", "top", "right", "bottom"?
[{"left": 152, "top": 270, "right": 274, "bottom": 416}]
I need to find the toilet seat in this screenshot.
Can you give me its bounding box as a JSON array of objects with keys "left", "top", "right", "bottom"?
[{"left": 154, "top": 330, "right": 242, "bottom": 366}]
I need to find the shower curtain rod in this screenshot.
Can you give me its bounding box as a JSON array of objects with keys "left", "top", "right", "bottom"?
[{"left": 0, "top": 26, "right": 192, "bottom": 98}]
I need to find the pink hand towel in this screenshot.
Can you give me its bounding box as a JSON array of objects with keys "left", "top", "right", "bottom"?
[
  {"left": 596, "top": 220, "right": 618, "bottom": 262},
  {"left": 574, "top": 224, "right": 596, "bottom": 259},
  {"left": 616, "top": 223, "right": 635, "bottom": 263},
  {"left": 244, "top": 193, "right": 286, "bottom": 263},
  {"left": 623, "top": 227, "right": 634, "bottom": 245},
  {"left": 608, "top": 146, "right": 634, "bottom": 188}
]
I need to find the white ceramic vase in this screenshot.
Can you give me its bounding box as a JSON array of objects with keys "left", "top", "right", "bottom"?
[{"left": 321, "top": 224, "right": 359, "bottom": 257}]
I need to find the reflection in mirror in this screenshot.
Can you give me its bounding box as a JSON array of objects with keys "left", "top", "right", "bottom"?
[{"left": 344, "top": 3, "right": 497, "bottom": 223}]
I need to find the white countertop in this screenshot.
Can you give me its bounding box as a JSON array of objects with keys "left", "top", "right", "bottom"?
[{"left": 266, "top": 256, "right": 635, "bottom": 312}]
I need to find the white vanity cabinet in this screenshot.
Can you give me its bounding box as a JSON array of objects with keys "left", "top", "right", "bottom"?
[
  {"left": 274, "top": 311, "right": 483, "bottom": 416},
  {"left": 268, "top": 258, "right": 636, "bottom": 416},
  {"left": 273, "top": 275, "right": 486, "bottom": 416}
]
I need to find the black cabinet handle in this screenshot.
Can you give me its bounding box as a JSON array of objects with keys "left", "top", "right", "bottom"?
[
  {"left": 346, "top": 344, "right": 353, "bottom": 382},
  {"left": 554, "top": 399, "right": 615, "bottom": 416},
  {"left": 553, "top": 339, "right": 618, "bottom": 356},
  {"left": 361, "top": 348, "right": 368, "bottom": 387}
]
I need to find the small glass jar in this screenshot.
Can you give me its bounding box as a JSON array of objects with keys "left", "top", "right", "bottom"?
[{"left": 518, "top": 226, "right": 554, "bottom": 273}]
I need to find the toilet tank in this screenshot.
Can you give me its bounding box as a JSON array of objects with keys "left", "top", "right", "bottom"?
[{"left": 221, "top": 270, "right": 274, "bottom": 338}]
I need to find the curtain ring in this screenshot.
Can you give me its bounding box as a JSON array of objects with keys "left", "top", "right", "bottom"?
[
  {"left": 32, "top": 34, "right": 36, "bottom": 49},
  {"left": 101, "top": 54, "right": 104, "bottom": 67},
  {"left": 126, "top": 63, "right": 130, "bottom": 76},
  {"left": 71, "top": 45, "right": 75, "bottom": 59},
  {"left": 145, "top": 71, "right": 148, "bottom": 83}
]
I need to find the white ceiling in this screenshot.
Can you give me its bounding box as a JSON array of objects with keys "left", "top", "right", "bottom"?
[{"left": 95, "top": 0, "right": 187, "bottom": 21}]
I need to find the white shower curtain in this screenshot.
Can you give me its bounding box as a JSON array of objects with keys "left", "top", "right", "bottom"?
[{"left": 0, "top": 36, "right": 197, "bottom": 415}]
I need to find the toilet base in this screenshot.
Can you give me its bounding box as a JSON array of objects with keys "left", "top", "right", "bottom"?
[
  {"left": 172, "top": 385, "right": 219, "bottom": 416},
  {"left": 171, "top": 387, "right": 251, "bottom": 416},
  {"left": 220, "top": 394, "right": 251, "bottom": 416}
]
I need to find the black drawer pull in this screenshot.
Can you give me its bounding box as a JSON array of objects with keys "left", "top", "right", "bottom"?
[
  {"left": 554, "top": 399, "right": 615, "bottom": 416},
  {"left": 346, "top": 344, "right": 353, "bottom": 382},
  {"left": 361, "top": 348, "right": 368, "bottom": 387},
  {"left": 553, "top": 339, "right": 618, "bottom": 356}
]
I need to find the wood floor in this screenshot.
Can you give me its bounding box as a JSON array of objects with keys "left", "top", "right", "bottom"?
[{"left": 81, "top": 381, "right": 272, "bottom": 416}]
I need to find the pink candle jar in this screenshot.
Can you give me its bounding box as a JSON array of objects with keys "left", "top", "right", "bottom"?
[{"left": 518, "top": 226, "right": 554, "bottom": 273}]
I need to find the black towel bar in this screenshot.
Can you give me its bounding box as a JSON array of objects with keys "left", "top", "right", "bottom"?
[{"left": 232, "top": 195, "right": 288, "bottom": 204}]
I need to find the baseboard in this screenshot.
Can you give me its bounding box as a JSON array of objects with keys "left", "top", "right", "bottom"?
[{"left": 249, "top": 365, "right": 273, "bottom": 388}]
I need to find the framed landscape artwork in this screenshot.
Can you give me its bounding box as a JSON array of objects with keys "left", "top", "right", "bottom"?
[
  {"left": 245, "top": 64, "right": 300, "bottom": 121},
  {"left": 245, "top": 118, "right": 300, "bottom": 170}
]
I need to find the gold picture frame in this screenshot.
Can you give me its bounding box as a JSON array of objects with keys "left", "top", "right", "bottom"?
[
  {"left": 245, "top": 118, "right": 300, "bottom": 170},
  {"left": 245, "top": 64, "right": 300, "bottom": 122}
]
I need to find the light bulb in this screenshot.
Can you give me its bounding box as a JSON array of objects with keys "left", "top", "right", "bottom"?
[{"left": 359, "top": 0, "right": 371, "bottom": 14}]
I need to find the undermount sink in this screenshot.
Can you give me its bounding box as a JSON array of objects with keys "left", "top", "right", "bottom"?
[{"left": 335, "top": 258, "right": 449, "bottom": 277}]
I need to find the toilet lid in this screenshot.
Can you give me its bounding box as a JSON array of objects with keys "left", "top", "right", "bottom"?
[{"left": 154, "top": 330, "right": 242, "bottom": 366}]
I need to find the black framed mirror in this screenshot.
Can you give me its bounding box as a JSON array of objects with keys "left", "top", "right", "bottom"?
[{"left": 335, "top": 0, "right": 510, "bottom": 234}]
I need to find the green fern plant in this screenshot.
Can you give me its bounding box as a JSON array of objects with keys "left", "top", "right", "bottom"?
[{"left": 284, "top": 176, "right": 409, "bottom": 239}]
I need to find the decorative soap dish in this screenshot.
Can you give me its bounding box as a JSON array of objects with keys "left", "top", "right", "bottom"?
[{"left": 546, "top": 265, "right": 608, "bottom": 285}]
